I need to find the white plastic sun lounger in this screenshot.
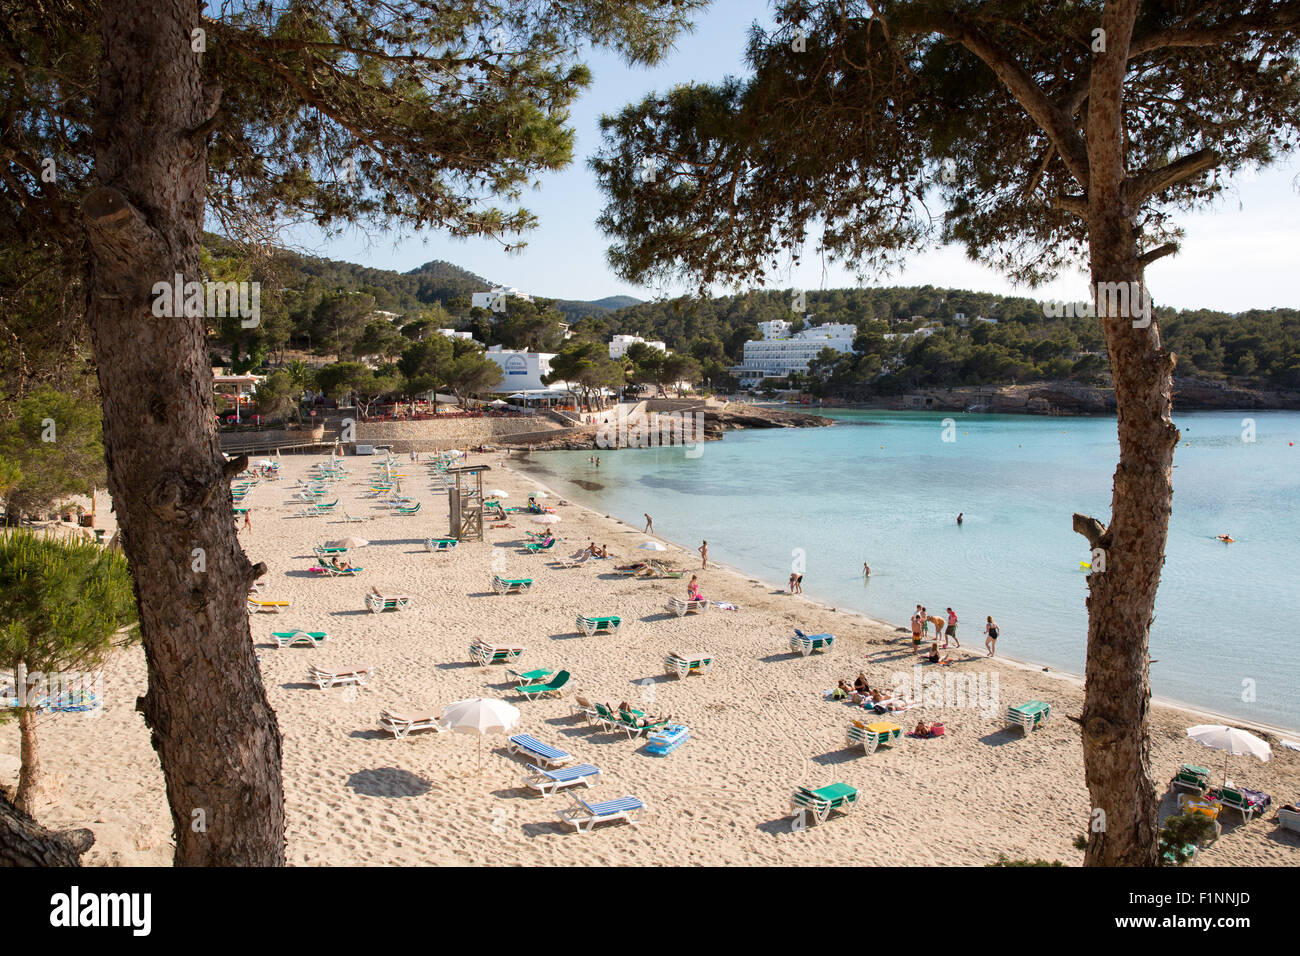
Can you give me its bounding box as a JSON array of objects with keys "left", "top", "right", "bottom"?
[
  {"left": 522, "top": 763, "right": 601, "bottom": 797},
  {"left": 366, "top": 592, "right": 412, "bottom": 613},
  {"left": 271, "top": 630, "right": 329, "bottom": 649},
  {"left": 665, "top": 597, "right": 708, "bottom": 617},
  {"left": 307, "top": 663, "right": 374, "bottom": 689},
  {"left": 555, "top": 793, "right": 645, "bottom": 833},
  {"left": 663, "top": 651, "right": 713, "bottom": 679},
  {"left": 470, "top": 642, "right": 526, "bottom": 666},
  {"left": 247, "top": 599, "right": 291, "bottom": 613},
  {"left": 507, "top": 734, "right": 572, "bottom": 769},
  {"left": 378, "top": 709, "right": 447, "bottom": 739}
]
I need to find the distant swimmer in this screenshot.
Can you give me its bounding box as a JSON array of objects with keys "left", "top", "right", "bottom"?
[
  {"left": 863, "top": 561, "right": 871, "bottom": 577},
  {"left": 1216, "top": 533, "right": 1235, "bottom": 543},
  {"left": 956, "top": 513, "right": 963, "bottom": 526}
]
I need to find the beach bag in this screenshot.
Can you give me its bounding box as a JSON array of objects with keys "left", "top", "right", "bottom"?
[{"left": 930, "top": 723, "right": 945, "bottom": 737}]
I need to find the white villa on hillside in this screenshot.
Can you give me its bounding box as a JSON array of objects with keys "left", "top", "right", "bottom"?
[{"left": 608, "top": 334, "right": 667, "bottom": 359}]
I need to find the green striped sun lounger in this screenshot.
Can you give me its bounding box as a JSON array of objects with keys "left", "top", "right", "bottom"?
[
  {"left": 424, "top": 537, "right": 458, "bottom": 552},
  {"left": 790, "top": 629, "right": 834, "bottom": 655},
  {"left": 1006, "top": 700, "right": 1051, "bottom": 734},
  {"left": 663, "top": 652, "right": 713, "bottom": 679},
  {"left": 470, "top": 642, "right": 525, "bottom": 666},
  {"left": 576, "top": 615, "right": 621, "bottom": 636},
  {"left": 506, "top": 668, "right": 555, "bottom": 686},
  {"left": 516, "top": 670, "right": 571, "bottom": 700},
  {"left": 271, "top": 630, "right": 328, "bottom": 649},
  {"left": 492, "top": 575, "right": 533, "bottom": 595},
  {"left": 365, "top": 592, "right": 412, "bottom": 613},
  {"left": 1171, "top": 763, "right": 1212, "bottom": 795},
  {"left": 790, "top": 782, "right": 861, "bottom": 827}
]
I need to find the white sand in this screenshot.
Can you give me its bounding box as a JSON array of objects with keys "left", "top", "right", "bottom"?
[{"left": 6, "top": 452, "right": 1298, "bottom": 866}]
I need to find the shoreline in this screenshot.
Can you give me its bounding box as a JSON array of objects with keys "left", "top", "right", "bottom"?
[{"left": 510, "top": 454, "right": 1300, "bottom": 740}]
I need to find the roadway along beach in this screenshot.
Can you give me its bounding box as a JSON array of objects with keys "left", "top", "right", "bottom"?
[{"left": 6, "top": 452, "right": 1298, "bottom": 866}]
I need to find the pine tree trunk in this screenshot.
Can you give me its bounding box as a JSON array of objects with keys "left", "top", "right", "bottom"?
[
  {"left": 14, "top": 709, "right": 42, "bottom": 817},
  {"left": 1075, "top": 0, "right": 1177, "bottom": 867},
  {"left": 0, "top": 791, "right": 93, "bottom": 866},
  {"left": 80, "top": 0, "right": 284, "bottom": 865}
]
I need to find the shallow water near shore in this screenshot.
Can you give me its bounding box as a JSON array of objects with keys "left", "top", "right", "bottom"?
[{"left": 519, "top": 408, "right": 1300, "bottom": 731}]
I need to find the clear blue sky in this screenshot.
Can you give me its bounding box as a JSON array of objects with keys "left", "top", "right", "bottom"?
[{"left": 287, "top": 0, "right": 1300, "bottom": 313}]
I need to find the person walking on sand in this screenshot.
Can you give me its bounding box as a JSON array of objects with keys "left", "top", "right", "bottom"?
[
  {"left": 698, "top": 540, "right": 708, "bottom": 569},
  {"left": 243, "top": 510, "right": 252, "bottom": 531},
  {"left": 985, "top": 616, "right": 999, "bottom": 657},
  {"left": 644, "top": 513, "right": 653, "bottom": 533},
  {"left": 945, "top": 607, "right": 960, "bottom": 648}
]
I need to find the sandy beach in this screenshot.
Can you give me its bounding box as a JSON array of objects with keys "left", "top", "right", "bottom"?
[{"left": 5, "top": 451, "right": 1298, "bottom": 866}]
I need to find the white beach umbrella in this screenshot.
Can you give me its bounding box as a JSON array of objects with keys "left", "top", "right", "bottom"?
[
  {"left": 328, "top": 537, "right": 369, "bottom": 549},
  {"left": 486, "top": 489, "right": 509, "bottom": 498},
  {"left": 441, "top": 697, "right": 520, "bottom": 771},
  {"left": 253, "top": 459, "right": 274, "bottom": 468},
  {"left": 530, "top": 514, "right": 561, "bottom": 524},
  {"left": 1186, "top": 724, "right": 1271, "bottom": 784},
  {"left": 530, "top": 490, "right": 548, "bottom": 498},
  {"left": 638, "top": 541, "right": 668, "bottom": 551}
]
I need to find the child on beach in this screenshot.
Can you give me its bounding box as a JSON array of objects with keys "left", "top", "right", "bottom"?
[{"left": 911, "top": 608, "right": 923, "bottom": 647}]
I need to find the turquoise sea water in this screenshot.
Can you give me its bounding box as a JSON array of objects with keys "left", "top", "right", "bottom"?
[{"left": 519, "top": 408, "right": 1300, "bottom": 731}]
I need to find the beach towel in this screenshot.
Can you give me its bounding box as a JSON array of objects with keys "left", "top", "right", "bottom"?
[{"left": 710, "top": 601, "right": 739, "bottom": 611}]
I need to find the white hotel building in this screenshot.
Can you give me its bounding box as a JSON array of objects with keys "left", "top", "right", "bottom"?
[
  {"left": 608, "top": 334, "right": 667, "bottom": 359},
  {"left": 729, "top": 321, "right": 858, "bottom": 387}
]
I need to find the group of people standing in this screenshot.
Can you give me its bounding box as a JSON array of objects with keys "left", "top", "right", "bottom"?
[{"left": 910, "top": 605, "right": 1000, "bottom": 658}]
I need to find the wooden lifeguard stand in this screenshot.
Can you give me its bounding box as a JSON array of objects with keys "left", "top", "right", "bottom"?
[{"left": 446, "top": 464, "right": 489, "bottom": 541}]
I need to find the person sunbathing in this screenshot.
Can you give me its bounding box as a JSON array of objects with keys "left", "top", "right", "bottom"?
[
  {"left": 925, "top": 642, "right": 941, "bottom": 663},
  {"left": 597, "top": 544, "right": 609, "bottom": 558},
  {"left": 854, "top": 673, "right": 870, "bottom": 694},
  {"left": 913, "top": 721, "right": 932, "bottom": 737},
  {"left": 833, "top": 680, "right": 853, "bottom": 701},
  {"left": 585, "top": 541, "right": 599, "bottom": 556}
]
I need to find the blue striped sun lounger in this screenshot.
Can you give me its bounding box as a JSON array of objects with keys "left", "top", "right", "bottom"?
[
  {"left": 522, "top": 763, "right": 601, "bottom": 797},
  {"left": 507, "top": 734, "right": 572, "bottom": 768},
  {"left": 556, "top": 794, "right": 645, "bottom": 833}
]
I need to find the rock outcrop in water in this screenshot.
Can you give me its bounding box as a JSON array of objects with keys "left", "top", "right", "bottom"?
[{"left": 502, "top": 400, "right": 831, "bottom": 450}]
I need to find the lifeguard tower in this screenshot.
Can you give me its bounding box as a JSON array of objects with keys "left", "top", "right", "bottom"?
[{"left": 446, "top": 464, "right": 489, "bottom": 541}]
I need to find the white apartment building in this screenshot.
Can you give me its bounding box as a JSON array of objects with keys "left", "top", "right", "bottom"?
[
  {"left": 608, "top": 334, "right": 667, "bottom": 359},
  {"left": 729, "top": 322, "right": 857, "bottom": 387},
  {"left": 436, "top": 328, "right": 475, "bottom": 341}
]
